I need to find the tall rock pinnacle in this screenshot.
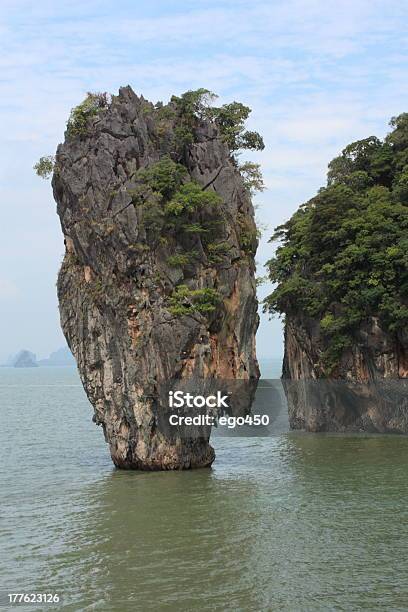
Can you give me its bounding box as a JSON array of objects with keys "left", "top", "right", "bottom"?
[{"left": 52, "top": 87, "right": 260, "bottom": 469}]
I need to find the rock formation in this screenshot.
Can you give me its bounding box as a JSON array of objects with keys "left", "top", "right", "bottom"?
[
  {"left": 266, "top": 116, "right": 408, "bottom": 432},
  {"left": 282, "top": 315, "right": 408, "bottom": 432},
  {"left": 13, "top": 350, "right": 38, "bottom": 368},
  {"left": 52, "top": 87, "right": 260, "bottom": 469},
  {"left": 37, "top": 347, "right": 75, "bottom": 366}
]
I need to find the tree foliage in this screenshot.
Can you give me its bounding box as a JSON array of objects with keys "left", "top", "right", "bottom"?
[
  {"left": 168, "top": 285, "right": 221, "bottom": 316},
  {"left": 208, "top": 101, "right": 265, "bottom": 152},
  {"left": 167, "top": 252, "right": 197, "bottom": 267},
  {"left": 171, "top": 89, "right": 265, "bottom": 157},
  {"left": 165, "top": 182, "right": 222, "bottom": 216},
  {"left": 238, "top": 162, "right": 266, "bottom": 195},
  {"left": 133, "top": 157, "right": 222, "bottom": 218},
  {"left": 265, "top": 114, "right": 408, "bottom": 370},
  {"left": 137, "top": 155, "right": 187, "bottom": 199},
  {"left": 171, "top": 88, "right": 218, "bottom": 120},
  {"left": 129, "top": 157, "right": 226, "bottom": 273},
  {"left": 34, "top": 155, "right": 55, "bottom": 179},
  {"left": 66, "top": 92, "right": 109, "bottom": 137}
]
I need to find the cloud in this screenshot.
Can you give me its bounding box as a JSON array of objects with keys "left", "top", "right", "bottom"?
[{"left": 1, "top": 0, "right": 408, "bottom": 357}]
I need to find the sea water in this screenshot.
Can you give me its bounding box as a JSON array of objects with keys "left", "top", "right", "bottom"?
[{"left": 1, "top": 362, "right": 408, "bottom": 610}]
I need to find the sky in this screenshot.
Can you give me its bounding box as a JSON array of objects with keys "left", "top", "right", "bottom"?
[{"left": 1, "top": 0, "right": 408, "bottom": 362}]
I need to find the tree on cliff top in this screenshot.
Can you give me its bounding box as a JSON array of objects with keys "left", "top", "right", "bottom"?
[
  {"left": 170, "top": 89, "right": 265, "bottom": 154},
  {"left": 170, "top": 89, "right": 265, "bottom": 194},
  {"left": 264, "top": 114, "right": 408, "bottom": 369},
  {"left": 35, "top": 88, "right": 265, "bottom": 195}
]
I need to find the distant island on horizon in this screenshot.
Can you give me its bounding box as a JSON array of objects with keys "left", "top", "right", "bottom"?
[{"left": 3, "top": 347, "right": 75, "bottom": 368}]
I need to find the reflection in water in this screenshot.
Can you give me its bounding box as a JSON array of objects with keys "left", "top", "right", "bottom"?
[{"left": 1, "top": 367, "right": 408, "bottom": 611}]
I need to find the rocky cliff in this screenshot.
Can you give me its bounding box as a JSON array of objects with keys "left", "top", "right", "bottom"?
[
  {"left": 52, "top": 87, "right": 260, "bottom": 469},
  {"left": 266, "top": 115, "right": 408, "bottom": 432},
  {"left": 283, "top": 315, "right": 408, "bottom": 432}
]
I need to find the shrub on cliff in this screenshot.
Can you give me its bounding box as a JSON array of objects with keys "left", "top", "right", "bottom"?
[
  {"left": 165, "top": 182, "right": 222, "bottom": 216},
  {"left": 171, "top": 89, "right": 265, "bottom": 158},
  {"left": 168, "top": 285, "right": 221, "bottom": 316},
  {"left": 238, "top": 161, "right": 266, "bottom": 196},
  {"left": 136, "top": 155, "right": 187, "bottom": 199},
  {"left": 265, "top": 114, "right": 408, "bottom": 368},
  {"left": 130, "top": 157, "right": 224, "bottom": 243},
  {"left": 66, "top": 92, "right": 109, "bottom": 137},
  {"left": 34, "top": 155, "right": 55, "bottom": 179}
]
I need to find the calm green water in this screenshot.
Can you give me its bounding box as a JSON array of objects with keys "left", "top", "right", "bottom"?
[{"left": 1, "top": 363, "right": 408, "bottom": 611}]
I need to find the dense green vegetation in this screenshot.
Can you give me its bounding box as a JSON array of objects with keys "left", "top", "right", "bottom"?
[
  {"left": 137, "top": 156, "right": 187, "bottom": 199},
  {"left": 265, "top": 114, "right": 408, "bottom": 369},
  {"left": 166, "top": 89, "right": 265, "bottom": 257},
  {"left": 165, "top": 182, "right": 222, "bottom": 216},
  {"left": 131, "top": 152, "right": 256, "bottom": 316},
  {"left": 130, "top": 155, "right": 223, "bottom": 233}
]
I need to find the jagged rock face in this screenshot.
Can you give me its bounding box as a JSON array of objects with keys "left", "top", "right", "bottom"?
[
  {"left": 283, "top": 315, "right": 408, "bottom": 432},
  {"left": 53, "top": 86, "right": 259, "bottom": 469}
]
